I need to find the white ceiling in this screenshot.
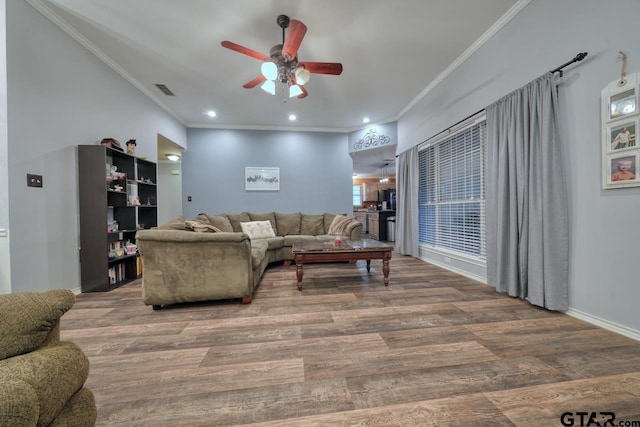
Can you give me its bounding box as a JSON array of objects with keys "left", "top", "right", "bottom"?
[{"left": 29, "top": 0, "right": 521, "bottom": 174}]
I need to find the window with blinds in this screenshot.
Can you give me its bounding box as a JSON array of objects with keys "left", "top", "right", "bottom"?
[
  {"left": 353, "top": 185, "right": 362, "bottom": 206},
  {"left": 418, "top": 121, "right": 486, "bottom": 260}
]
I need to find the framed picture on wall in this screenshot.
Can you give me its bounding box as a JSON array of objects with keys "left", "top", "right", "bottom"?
[
  {"left": 602, "top": 74, "right": 640, "bottom": 189},
  {"left": 245, "top": 167, "right": 280, "bottom": 191},
  {"left": 607, "top": 119, "right": 637, "bottom": 152},
  {"left": 605, "top": 152, "right": 639, "bottom": 188},
  {"left": 608, "top": 87, "right": 637, "bottom": 121}
]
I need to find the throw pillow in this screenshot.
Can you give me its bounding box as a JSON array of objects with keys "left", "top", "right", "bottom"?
[
  {"left": 240, "top": 220, "right": 276, "bottom": 239},
  {"left": 185, "top": 220, "right": 221, "bottom": 233},
  {"left": 327, "top": 214, "right": 353, "bottom": 235}
]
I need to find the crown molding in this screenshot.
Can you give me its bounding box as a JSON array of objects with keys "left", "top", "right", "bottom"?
[{"left": 397, "top": 0, "right": 532, "bottom": 118}]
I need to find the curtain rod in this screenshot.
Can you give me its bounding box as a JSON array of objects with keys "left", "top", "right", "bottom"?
[
  {"left": 550, "top": 52, "right": 588, "bottom": 77},
  {"left": 413, "top": 51, "right": 589, "bottom": 152}
]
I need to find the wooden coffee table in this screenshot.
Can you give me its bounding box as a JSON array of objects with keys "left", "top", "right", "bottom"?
[{"left": 291, "top": 239, "right": 394, "bottom": 290}]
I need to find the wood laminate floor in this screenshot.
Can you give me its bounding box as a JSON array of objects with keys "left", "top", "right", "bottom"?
[{"left": 61, "top": 255, "right": 640, "bottom": 426}]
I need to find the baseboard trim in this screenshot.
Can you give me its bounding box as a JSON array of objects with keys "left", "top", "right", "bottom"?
[
  {"left": 418, "top": 256, "right": 487, "bottom": 283},
  {"left": 567, "top": 308, "right": 640, "bottom": 342}
]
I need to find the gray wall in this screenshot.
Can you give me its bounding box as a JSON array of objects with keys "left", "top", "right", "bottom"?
[
  {"left": 5, "top": 0, "right": 186, "bottom": 293},
  {"left": 398, "top": 0, "right": 640, "bottom": 333},
  {"left": 183, "top": 128, "right": 352, "bottom": 217}
]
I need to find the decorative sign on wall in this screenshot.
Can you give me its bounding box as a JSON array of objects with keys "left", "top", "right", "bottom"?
[
  {"left": 352, "top": 128, "right": 392, "bottom": 152},
  {"left": 601, "top": 66, "right": 640, "bottom": 189}
]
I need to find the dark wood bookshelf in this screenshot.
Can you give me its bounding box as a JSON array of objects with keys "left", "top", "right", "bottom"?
[{"left": 78, "top": 145, "right": 157, "bottom": 292}]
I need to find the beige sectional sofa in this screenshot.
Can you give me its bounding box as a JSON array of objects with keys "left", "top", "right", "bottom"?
[{"left": 136, "top": 212, "right": 362, "bottom": 309}]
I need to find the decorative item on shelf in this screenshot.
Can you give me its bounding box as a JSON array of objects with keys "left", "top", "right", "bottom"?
[
  {"left": 107, "top": 221, "right": 118, "bottom": 233},
  {"left": 125, "top": 243, "right": 137, "bottom": 255},
  {"left": 100, "top": 137, "right": 123, "bottom": 152},
  {"left": 144, "top": 178, "right": 154, "bottom": 184},
  {"left": 126, "top": 139, "right": 136, "bottom": 155},
  {"left": 133, "top": 197, "right": 141, "bottom": 206},
  {"left": 110, "top": 165, "right": 126, "bottom": 180},
  {"left": 114, "top": 248, "right": 125, "bottom": 257},
  {"left": 136, "top": 223, "right": 146, "bottom": 230},
  {"left": 113, "top": 184, "right": 124, "bottom": 192},
  {"left": 108, "top": 251, "right": 116, "bottom": 260}
]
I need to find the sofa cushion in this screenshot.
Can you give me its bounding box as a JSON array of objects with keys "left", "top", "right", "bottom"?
[
  {"left": 250, "top": 239, "right": 269, "bottom": 269},
  {"left": 192, "top": 213, "right": 212, "bottom": 224},
  {"left": 205, "top": 214, "right": 234, "bottom": 232},
  {"left": 323, "top": 213, "right": 338, "bottom": 234},
  {"left": 263, "top": 236, "right": 285, "bottom": 250},
  {"left": 327, "top": 214, "right": 353, "bottom": 235},
  {"left": 301, "top": 214, "right": 325, "bottom": 235},
  {"left": 0, "top": 289, "right": 75, "bottom": 360},
  {"left": 240, "top": 221, "right": 276, "bottom": 239},
  {"left": 226, "top": 212, "right": 251, "bottom": 232},
  {"left": 275, "top": 212, "right": 301, "bottom": 236},
  {"left": 185, "top": 220, "right": 221, "bottom": 233},
  {"left": 247, "top": 212, "right": 277, "bottom": 235},
  {"left": 283, "top": 234, "right": 323, "bottom": 246},
  {"left": 157, "top": 215, "right": 187, "bottom": 230}
]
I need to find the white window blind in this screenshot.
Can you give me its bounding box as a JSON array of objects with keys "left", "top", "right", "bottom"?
[{"left": 418, "top": 121, "right": 486, "bottom": 260}]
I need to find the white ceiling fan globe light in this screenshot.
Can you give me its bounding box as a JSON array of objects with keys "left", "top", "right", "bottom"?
[
  {"left": 261, "top": 61, "right": 278, "bottom": 81},
  {"left": 289, "top": 84, "right": 303, "bottom": 98},
  {"left": 166, "top": 154, "right": 180, "bottom": 162},
  {"left": 261, "top": 80, "right": 276, "bottom": 95},
  {"left": 295, "top": 66, "right": 310, "bottom": 85}
]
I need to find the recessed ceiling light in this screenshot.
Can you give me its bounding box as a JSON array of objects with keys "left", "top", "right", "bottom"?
[
  {"left": 206, "top": 110, "right": 216, "bottom": 117},
  {"left": 289, "top": 114, "right": 296, "bottom": 121},
  {"left": 363, "top": 117, "right": 370, "bottom": 123}
]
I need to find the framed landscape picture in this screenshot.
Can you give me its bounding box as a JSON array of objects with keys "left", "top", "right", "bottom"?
[{"left": 245, "top": 167, "right": 280, "bottom": 191}]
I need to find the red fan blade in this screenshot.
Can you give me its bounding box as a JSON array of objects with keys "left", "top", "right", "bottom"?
[
  {"left": 299, "top": 62, "right": 343, "bottom": 75},
  {"left": 221, "top": 40, "right": 269, "bottom": 61},
  {"left": 243, "top": 75, "right": 267, "bottom": 89},
  {"left": 297, "top": 85, "right": 308, "bottom": 99},
  {"left": 282, "top": 19, "right": 307, "bottom": 61}
]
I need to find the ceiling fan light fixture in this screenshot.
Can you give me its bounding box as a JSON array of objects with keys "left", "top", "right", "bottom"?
[
  {"left": 289, "top": 84, "right": 303, "bottom": 98},
  {"left": 260, "top": 80, "right": 276, "bottom": 95},
  {"left": 295, "top": 66, "right": 310, "bottom": 85},
  {"left": 261, "top": 61, "right": 278, "bottom": 81},
  {"left": 166, "top": 154, "right": 180, "bottom": 162}
]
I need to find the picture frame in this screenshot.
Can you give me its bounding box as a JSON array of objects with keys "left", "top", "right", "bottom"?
[
  {"left": 604, "top": 152, "right": 639, "bottom": 188},
  {"left": 245, "top": 167, "right": 280, "bottom": 191},
  {"left": 607, "top": 119, "right": 637, "bottom": 152},
  {"left": 609, "top": 87, "right": 637, "bottom": 121}
]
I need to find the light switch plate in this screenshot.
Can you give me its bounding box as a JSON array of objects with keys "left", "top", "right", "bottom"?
[{"left": 27, "top": 174, "right": 43, "bottom": 188}]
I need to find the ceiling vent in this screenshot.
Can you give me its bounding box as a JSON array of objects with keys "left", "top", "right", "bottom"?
[{"left": 155, "top": 84, "right": 175, "bottom": 96}]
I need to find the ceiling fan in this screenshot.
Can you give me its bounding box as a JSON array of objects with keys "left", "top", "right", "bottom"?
[{"left": 221, "top": 15, "right": 343, "bottom": 99}]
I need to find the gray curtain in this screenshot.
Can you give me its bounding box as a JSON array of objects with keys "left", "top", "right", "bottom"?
[
  {"left": 396, "top": 146, "right": 419, "bottom": 256},
  {"left": 485, "top": 73, "right": 568, "bottom": 311}
]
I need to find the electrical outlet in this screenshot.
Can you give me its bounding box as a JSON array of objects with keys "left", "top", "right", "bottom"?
[
  {"left": 27, "top": 174, "right": 43, "bottom": 188},
  {"left": 188, "top": 196, "right": 192, "bottom": 202}
]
